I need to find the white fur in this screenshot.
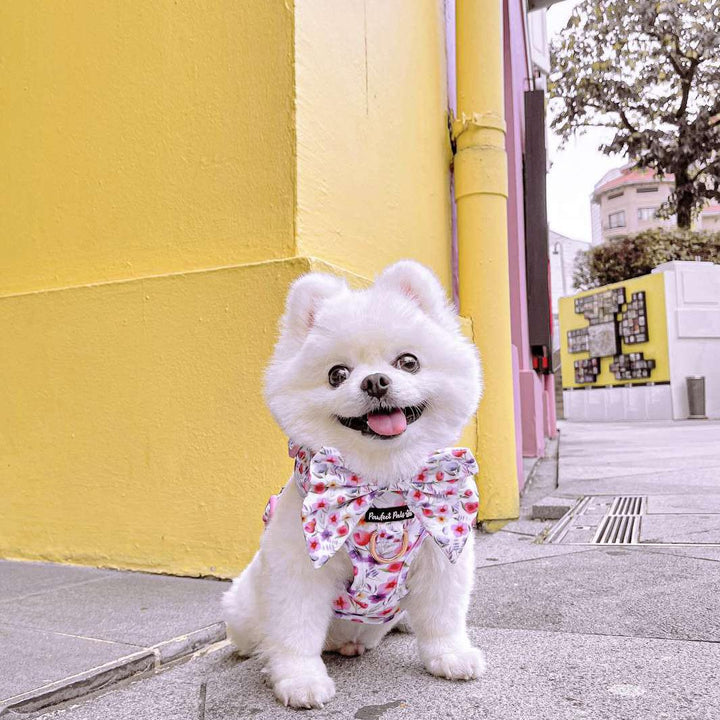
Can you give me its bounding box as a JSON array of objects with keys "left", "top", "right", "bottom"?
[{"left": 222, "top": 260, "right": 484, "bottom": 708}]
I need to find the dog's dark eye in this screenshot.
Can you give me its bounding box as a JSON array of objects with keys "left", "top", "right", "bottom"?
[
  {"left": 393, "top": 353, "right": 420, "bottom": 374},
  {"left": 328, "top": 365, "right": 351, "bottom": 387}
]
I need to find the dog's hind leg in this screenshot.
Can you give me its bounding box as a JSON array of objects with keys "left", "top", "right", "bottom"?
[
  {"left": 222, "top": 552, "right": 263, "bottom": 657},
  {"left": 324, "top": 616, "right": 395, "bottom": 656}
]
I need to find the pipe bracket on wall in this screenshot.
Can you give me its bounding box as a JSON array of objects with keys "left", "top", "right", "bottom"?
[{"left": 450, "top": 111, "right": 507, "bottom": 141}]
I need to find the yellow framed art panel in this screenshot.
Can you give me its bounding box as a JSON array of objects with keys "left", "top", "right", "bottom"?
[{"left": 559, "top": 272, "right": 670, "bottom": 390}]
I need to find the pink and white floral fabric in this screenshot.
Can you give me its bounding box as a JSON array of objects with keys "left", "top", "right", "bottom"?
[{"left": 277, "top": 441, "right": 479, "bottom": 624}]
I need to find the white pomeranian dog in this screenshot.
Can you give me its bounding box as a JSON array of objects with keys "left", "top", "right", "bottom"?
[{"left": 222, "top": 260, "right": 484, "bottom": 708}]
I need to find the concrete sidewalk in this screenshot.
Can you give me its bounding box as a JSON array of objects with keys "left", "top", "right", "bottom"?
[
  {"left": 0, "top": 564, "right": 228, "bottom": 714},
  {"left": 5, "top": 420, "right": 720, "bottom": 719}
]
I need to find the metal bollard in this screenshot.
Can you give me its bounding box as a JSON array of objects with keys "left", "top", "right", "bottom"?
[{"left": 686, "top": 376, "right": 707, "bottom": 419}]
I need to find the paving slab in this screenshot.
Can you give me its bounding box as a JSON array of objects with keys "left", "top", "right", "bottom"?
[
  {"left": 474, "top": 531, "right": 593, "bottom": 568},
  {"left": 559, "top": 419, "right": 720, "bottom": 448},
  {"left": 0, "top": 561, "right": 113, "bottom": 603},
  {"left": 494, "top": 519, "right": 553, "bottom": 538},
  {"left": 625, "top": 545, "right": 720, "bottom": 563},
  {"left": 1, "top": 571, "right": 229, "bottom": 647},
  {"left": 35, "top": 628, "right": 720, "bottom": 720},
  {"left": 640, "top": 514, "right": 720, "bottom": 544},
  {"left": 558, "top": 421, "right": 720, "bottom": 496},
  {"left": 559, "top": 466, "right": 720, "bottom": 497},
  {"left": 522, "top": 456, "right": 540, "bottom": 488},
  {"left": 468, "top": 548, "right": 720, "bottom": 643},
  {"left": 516, "top": 440, "right": 559, "bottom": 520},
  {"left": 646, "top": 494, "right": 720, "bottom": 514},
  {"left": 561, "top": 457, "right": 720, "bottom": 482},
  {"left": 5, "top": 650, "right": 156, "bottom": 716},
  {"left": 0, "top": 561, "right": 229, "bottom": 713},
  {"left": 0, "top": 625, "right": 141, "bottom": 704}
]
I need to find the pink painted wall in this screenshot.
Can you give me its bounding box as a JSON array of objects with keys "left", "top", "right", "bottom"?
[
  {"left": 503, "top": 0, "right": 531, "bottom": 368},
  {"left": 503, "top": 0, "right": 551, "bottom": 467},
  {"left": 446, "top": 0, "right": 557, "bottom": 491}
]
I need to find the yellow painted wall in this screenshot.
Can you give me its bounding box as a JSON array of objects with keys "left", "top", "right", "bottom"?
[
  {"left": 0, "top": 259, "right": 322, "bottom": 577},
  {"left": 0, "top": 1, "right": 296, "bottom": 297},
  {"left": 0, "top": 254, "right": 473, "bottom": 578},
  {"left": 559, "top": 272, "right": 670, "bottom": 390},
  {"left": 295, "top": 0, "right": 452, "bottom": 290},
  {"left": 1, "top": 2, "right": 488, "bottom": 578}
]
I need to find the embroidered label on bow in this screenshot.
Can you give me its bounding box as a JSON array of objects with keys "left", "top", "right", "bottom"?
[{"left": 364, "top": 506, "right": 414, "bottom": 523}]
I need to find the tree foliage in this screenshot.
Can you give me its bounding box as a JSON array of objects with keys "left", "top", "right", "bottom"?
[
  {"left": 573, "top": 228, "right": 720, "bottom": 289},
  {"left": 549, "top": 0, "right": 720, "bottom": 228}
]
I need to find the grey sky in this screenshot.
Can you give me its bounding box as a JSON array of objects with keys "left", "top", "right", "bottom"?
[{"left": 546, "top": 0, "right": 624, "bottom": 243}]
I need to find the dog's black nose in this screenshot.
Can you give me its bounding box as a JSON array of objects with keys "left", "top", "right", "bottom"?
[{"left": 361, "top": 373, "right": 391, "bottom": 399}]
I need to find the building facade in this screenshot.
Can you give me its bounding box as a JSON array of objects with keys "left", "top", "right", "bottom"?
[
  {"left": 591, "top": 167, "right": 675, "bottom": 244},
  {"left": 591, "top": 165, "right": 720, "bottom": 244},
  {"left": 549, "top": 229, "right": 591, "bottom": 348},
  {"left": 699, "top": 204, "right": 720, "bottom": 232},
  {"left": 1, "top": 0, "right": 558, "bottom": 577}
]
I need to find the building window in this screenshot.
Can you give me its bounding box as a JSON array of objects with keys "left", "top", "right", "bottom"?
[
  {"left": 636, "top": 186, "right": 659, "bottom": 194},
  {"left": 608, "top": 190, "right": 624, "bottom": 200},
  {"left": 608, "top": 210, "right": 626, "bottom": 228},
  {"left": 638, "top": 207, "right": 658, "bottom": 221}
]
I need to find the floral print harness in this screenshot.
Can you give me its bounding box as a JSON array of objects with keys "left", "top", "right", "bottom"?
[{"left": 263, "top": 441, "right": 479, "bottom": 624}]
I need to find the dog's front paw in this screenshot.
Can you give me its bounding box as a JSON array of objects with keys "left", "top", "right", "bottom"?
[
  {"left": 273, "top": 673, "right": 336, "bottom": 709},
  {"left": 425, "top": 647, "right": 486, "bottom": 681}
]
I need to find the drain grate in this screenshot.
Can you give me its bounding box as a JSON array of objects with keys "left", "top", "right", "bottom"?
[
  {"left": 592, "top": 514, "right": 640, "bottom": 544},
  {"left": 607, "top": 496, "right": 645, "bottom": 516},
  {"left": 543, "top": 497, "right": 585, "bottom": 544},
  {"left": 591, "top": 495, "right": 644, "bottom": 545},
  {"left": 546, "top": 494, "right": 720, "bottom": 547},
  {"left": 545, "top": 495, "right": 645, "bottom": 545}
]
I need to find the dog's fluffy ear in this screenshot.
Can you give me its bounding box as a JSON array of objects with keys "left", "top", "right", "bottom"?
[
  {"left": 281, "top": 272, "right": 347, "bottom": 342},
  {"left": 375, "top": 260, "right": 455, "bottom": 326}
]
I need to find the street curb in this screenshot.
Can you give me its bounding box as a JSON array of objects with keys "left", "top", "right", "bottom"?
[
  {"left": 530, "top": 495, "right": 576, "bottom": 520},
  {"left": 153, "top": 621, "right": 227, "bottom": 664},
  {"left": 0, "top": 651, "right": 156, "bottom": 716},
  {"left": 0, "top": 622, "right": 227, "bottom": 716}
]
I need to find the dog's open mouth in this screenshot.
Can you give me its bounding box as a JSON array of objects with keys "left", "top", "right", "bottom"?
[{"left": 337, "top": 404, "right": 425, "bottom": 439}]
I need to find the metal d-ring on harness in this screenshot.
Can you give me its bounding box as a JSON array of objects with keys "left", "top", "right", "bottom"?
[{"left": 368, "top": 528, "right": 409, "bottom": 564}]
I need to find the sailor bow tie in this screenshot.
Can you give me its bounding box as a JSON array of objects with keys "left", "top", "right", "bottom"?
[{"left": 299, "top": 446, "right": 479, "bottom": 568}]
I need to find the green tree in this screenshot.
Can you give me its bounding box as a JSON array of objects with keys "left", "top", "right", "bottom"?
[
  {"left": 549, "top": 0, "right": 720, "bottom": 228},
  {"left": 573, "top": 228, "right": 720, "bottom": 289}
]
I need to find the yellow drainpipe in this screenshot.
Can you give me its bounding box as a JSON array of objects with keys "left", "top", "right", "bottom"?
[{"left": 454, "top": 0, "right": 520, "bottom": 525}]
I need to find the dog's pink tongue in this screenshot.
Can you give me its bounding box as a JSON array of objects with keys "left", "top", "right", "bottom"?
[{"left": 367, "top": 409, "right": 407, "bottom": 436}]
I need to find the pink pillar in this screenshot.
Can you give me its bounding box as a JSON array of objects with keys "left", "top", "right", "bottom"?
[
  {"left": 503, "top": 0, "right": 546, "bottom": 458},
  {"left": 543, "top": 374, "right": 558, "bottom": 439},
  {"left": 503, "top": 0, "right": 530, "bottom": 368},
  {"left": 520, "top": 370, "right": 545, "bottom": 457},
  {"left": 511, "top": 345, "right": 525, "bottom": 490}
]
